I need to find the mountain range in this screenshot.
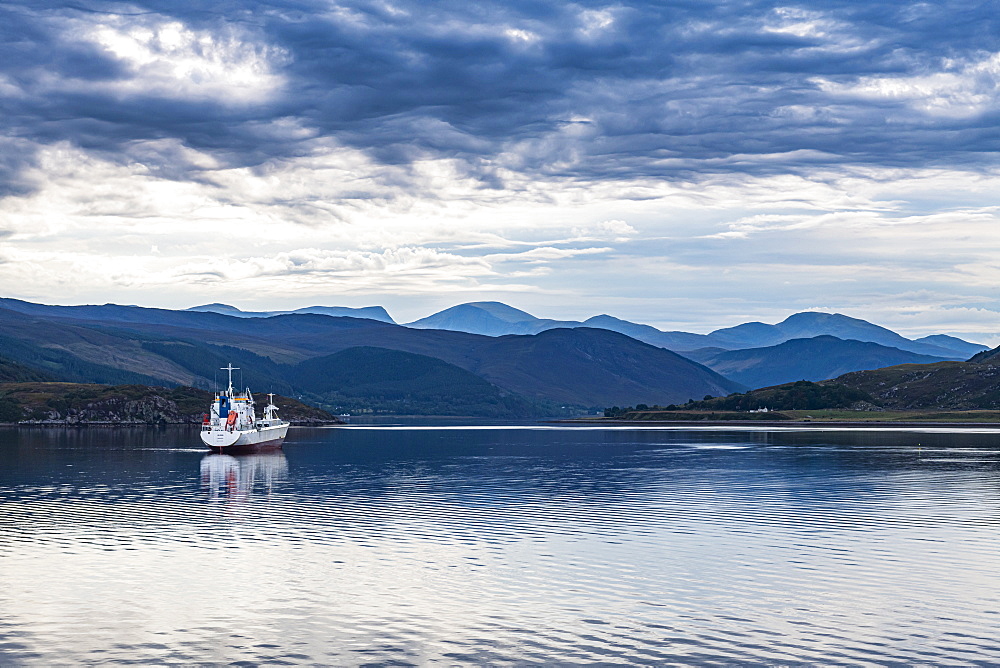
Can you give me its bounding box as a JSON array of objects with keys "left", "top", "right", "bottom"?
[
  {"left": 181, "top": 299, "right": 986, "bottom": 359},
  {"left": 0, "top": 296, "right": 990, "bottom": 415},
  {"left": 0, "top": 299, "right": 740, "bottom": 414},
  {"left": 405, "top": 301, "right": 985, "bottom": 359},
  {"left": 187, "top": 303, "right": 395, "bottom": 323},
  {"left": 683, "top": 335, "right": 949, "bottom": 389}
]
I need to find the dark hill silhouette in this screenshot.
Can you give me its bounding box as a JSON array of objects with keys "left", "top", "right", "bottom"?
[
  {"left": 469, "top": 328, "right": 742, "bottom": 406},
  {"left": 290, "top": 346, "right": 496, "bottom": 395},
  {"left": 686, "top": 335, "right": 947, "bottom": 389},
  {"left": 968, "top": 344, "right": 1000, "bottom": 364},
  {"left": 288, "top": 347, "right": 542, "bottom": 417},
  {"left": 704, "top": 312, "right": 977, "bottom": 358}
]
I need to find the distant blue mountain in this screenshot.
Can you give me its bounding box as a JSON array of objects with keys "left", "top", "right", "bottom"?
[
  {"left": 685, "top": 335, "right": 949, "bottom": 390},
  {"left": 187, "top": 303, "right": 243, "bottom": 315},
  {"left": 407, "top": 303, "right": 711, "bottom": 348},
  {"left": 912, "top": 334, "right": 988, "bottom": 358},
  {"left": 406, "top": 302, "right": 576, "bottom": 336},
  {"left": 705, "top": 312, "right": 950, "bottom": 355},
  {"left": 704, "top": 312, "right": 988, "bottom": 359},
  {"left": 581, "top": 314, "right": 719, "bottom": 351},
  {"left": 405, "top": 302, "right": 986, "bottom": 360},
  {"left": 186, "top": 303, "right": 395, "bottom": 323}
]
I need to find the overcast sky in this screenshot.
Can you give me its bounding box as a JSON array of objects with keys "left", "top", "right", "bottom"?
[{"left": 2, "top": 1, "right": 999, "bottom": 340}]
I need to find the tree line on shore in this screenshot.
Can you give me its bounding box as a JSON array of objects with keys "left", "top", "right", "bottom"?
[{"left": 604, "top": 381, "right": 877, "bottom": 417}]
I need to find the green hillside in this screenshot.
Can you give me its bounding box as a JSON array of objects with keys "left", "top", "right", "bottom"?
[
  {"left": 604, "top": 381, "right": 873, "bottom": 419},
  {"left": 677, "top": 380, "right": 876, "bottom": 411},
  {"left": 0, "top": 333, "right": 171, "bottom": 386},
  {"left": 0, "top": 355, "right": 54, "bottom": 383},
  {"left": 140, "top": 340, "right": 295, "bottom": 394},
  {"left": 830, "top": 360, "right": 1000, "bottom": 410}
]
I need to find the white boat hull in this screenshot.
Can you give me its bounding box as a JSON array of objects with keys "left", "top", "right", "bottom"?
[{"left": 200, "top": 423, "right": 289, "bottom": 450}]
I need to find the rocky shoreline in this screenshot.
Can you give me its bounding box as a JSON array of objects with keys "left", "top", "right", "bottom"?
[{"left": 0, "top": 382, "right": 341, "bottom": 426}]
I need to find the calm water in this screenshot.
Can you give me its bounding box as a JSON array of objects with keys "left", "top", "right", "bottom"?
[{"left": 1, "top": 424, "right": 999, "bottom": 665}]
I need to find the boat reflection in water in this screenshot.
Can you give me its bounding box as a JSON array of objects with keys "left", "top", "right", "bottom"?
[{"left": 200, "top": 451, "right": 288, "bottom": 503}]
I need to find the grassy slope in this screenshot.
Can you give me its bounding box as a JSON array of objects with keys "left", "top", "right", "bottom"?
[
  {"left": 0, "top": 308, "right": 190, "bottom": 386},
  {"left": 0, "top": 355, "right": 55, "bottom": 382},
  {"left": 830, "top": 361, "right": 1000, "bottom": 410}
]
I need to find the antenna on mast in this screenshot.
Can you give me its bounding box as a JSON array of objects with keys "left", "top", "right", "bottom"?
[{"left": 221, "top": 363, "right": 239, "bottom": 394}]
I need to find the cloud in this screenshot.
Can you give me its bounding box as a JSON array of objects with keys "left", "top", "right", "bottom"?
[
  {"left": 3, "top": 0, "right": 1000, "bottom": 193},
  {"left": 0, "top": 244, "right": 500, "bottom": 299},
  {"left": 173, "top": 246, "right": 493, "bottom": 284},
  {"left": 568, "top": 220, "right": 637, "bottom": 242},
  {"left": 815, "top": 51, "right": 1000, "bottom": 119},
  {"left": 84, "top": 18, "right": 287, "bottom": 105},
  {"left": 485, "top": 246, "right": 612, "bottom": 264},
  {"left": 2, "top": 1, "right": 1000, "bottom": 338}
]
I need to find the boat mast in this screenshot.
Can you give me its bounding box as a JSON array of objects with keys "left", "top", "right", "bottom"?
[{"left": 222, "top": 363, "right": 239, "bottom": 397}]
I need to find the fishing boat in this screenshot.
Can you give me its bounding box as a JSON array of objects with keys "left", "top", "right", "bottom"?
[{"left": 200, "top": 364, "right": 289, "bottom": 451}]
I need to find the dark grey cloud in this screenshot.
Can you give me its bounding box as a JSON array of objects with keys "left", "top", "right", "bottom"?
[{"left": 2, "top": 0, "right": 999, "bottom": 194}]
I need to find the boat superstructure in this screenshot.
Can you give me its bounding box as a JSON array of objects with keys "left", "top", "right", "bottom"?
[{"left": 200, "top": 364, "right": 289, "bottom": 450}]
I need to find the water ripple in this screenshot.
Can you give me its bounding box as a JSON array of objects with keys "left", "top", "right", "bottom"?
[{"left": 1, "top": 425, "right": 999, "bottom": 664}]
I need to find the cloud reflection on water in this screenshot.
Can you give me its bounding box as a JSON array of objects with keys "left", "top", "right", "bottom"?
[{"left": 0, "top": 425, "right": 998, "bottom": 663}]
